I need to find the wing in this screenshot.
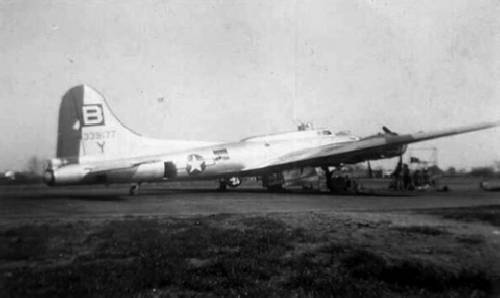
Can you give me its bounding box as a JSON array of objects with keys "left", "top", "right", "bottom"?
[{"left": 247, "top": 121, "right": 500, "bottom": 171}]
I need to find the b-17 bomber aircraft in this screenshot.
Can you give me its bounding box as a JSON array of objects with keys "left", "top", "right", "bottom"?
[{"left": 43, "top": 85, "right": 500, "bottom": 195}]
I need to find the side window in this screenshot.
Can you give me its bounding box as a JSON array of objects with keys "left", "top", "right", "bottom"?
[{"left": 164, "top": 162, "right": 177, "bottom": 179}]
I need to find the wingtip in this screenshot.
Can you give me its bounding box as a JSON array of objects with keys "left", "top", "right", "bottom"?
[
  {"left": 484, "top": 120, "right": 500, "bottom": 128},
  {"left": 474, "top": 120, "right": 500, "bottom": 129}
]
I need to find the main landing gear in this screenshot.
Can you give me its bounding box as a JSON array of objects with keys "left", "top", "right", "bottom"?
[
  {"left": 261, "top": 172, "right": 285, "bottom": 192},
  {"left": 323, "top": 167, "right": 335, "bottom": 192},
  {"left": 218, "top": 177, "right": 242, "bottom": 191},
  {"left": 129, "top": 183, "right": 141, "bottom": 196},
  {"left": 218, "top": 179, "right": 228, "bottom": 191},
  {"left": 323, "top": 166, "right": 359, "bottom": 193}
]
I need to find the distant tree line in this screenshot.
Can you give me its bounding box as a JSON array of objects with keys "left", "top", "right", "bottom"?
[
  {"left": 0, "top": 156, "right": 45, "bottom": 185},
  {"left": 444, "top": 161, "right": 500, "bottom": 178},
  {"left": 2, "top": 156, "right": 500, "bottom": 185}
]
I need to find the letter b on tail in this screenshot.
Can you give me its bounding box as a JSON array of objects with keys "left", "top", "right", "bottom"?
[{"left": 82, "top": 104, "right": 105, "bottom": 126}]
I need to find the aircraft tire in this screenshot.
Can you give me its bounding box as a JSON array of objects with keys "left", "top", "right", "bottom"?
[
  {"left": 218, "top": 180, "right": 227, "bottom": 191},
  {"left": 129, "top": 184, "right": 140, "bottom": 196}
]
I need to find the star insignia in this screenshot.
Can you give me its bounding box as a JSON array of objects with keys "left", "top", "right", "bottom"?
[{"left": 186, "top": 154, "right": 206, "bottom": 176}]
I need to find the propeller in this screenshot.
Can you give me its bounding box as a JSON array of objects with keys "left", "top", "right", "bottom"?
[
  {"left": 382, "top": 126, "right": 398, "bottom": 135},
  {"left": 381, "top": 127, "right": 404, "bottom": 163}
]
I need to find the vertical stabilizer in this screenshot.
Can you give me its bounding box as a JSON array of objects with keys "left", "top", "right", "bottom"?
[
  {"left": 56, "top": 85, "right": 214, "bottom": 164},
  {"left": 57, "top": 85, "right": 149, "bottom": 163}
]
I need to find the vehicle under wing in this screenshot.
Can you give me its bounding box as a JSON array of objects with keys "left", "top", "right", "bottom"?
[{"left": 247, "top": 121, "right": 500, "bottom": 172}]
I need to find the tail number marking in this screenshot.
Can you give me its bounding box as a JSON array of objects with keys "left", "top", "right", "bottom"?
[
  {"left": 82, "top": 104, "right": 105, "bottom": 126},
  {"left": 82, "top": 130, "right": 116, "bottom": 141}
]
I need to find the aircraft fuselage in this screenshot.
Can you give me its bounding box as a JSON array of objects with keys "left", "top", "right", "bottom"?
[
  {"left": 44, "top": 85, "right": 499, "bottom": 190},
  {"left": 46, "top": 130, "right": 366, "bottom": 186}
]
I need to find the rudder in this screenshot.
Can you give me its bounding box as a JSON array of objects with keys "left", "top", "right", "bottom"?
[{"left": 56, "top": 86, "right": 84, "bottom": 162}]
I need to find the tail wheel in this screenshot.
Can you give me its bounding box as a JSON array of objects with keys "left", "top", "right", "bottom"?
[
  {"left": 129, "top": 183, "right": 140, "bottom": 196},
  {"left": 43, "top": 170, "right": 55, "bottom": 186}
]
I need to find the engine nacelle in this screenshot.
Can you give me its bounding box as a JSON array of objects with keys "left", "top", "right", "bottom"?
[
  {"left": 355, "top": 144, "right": 407, "bottom": 162},
  {"left": 382, "top": 144, "right": 407, "bottom": 159}
]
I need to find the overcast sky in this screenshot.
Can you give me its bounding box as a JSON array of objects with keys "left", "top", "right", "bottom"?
[{"left": 1, "top": 0, "right": 500, "bottom": 171}]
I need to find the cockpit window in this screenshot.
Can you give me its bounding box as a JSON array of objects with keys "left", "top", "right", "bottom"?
[
  {"left": 335, "top": 131, "right": 351, "bottom": 136},
  {"left": 322, "top": 130, "right": 332, "bottom": 135}
]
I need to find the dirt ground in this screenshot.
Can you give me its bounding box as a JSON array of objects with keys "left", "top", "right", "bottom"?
[{"left": 1, "top": 177, "right": 499, "bottom": 297}]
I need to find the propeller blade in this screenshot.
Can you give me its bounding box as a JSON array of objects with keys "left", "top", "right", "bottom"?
[{"left": 382, "top": 126, "right": 398, "bottom": 135}]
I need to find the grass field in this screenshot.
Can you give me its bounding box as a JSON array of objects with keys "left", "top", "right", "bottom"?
[
  {"left": 1, "top": 213, "right": 498, "bottom": 297},
  {"left": 1, "top": 178, "right": 499, "bottom": 297}
]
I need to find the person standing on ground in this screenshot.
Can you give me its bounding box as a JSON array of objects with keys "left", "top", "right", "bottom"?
[
  {"left": 391, "top": 162, "right": 403, "bottom": 190},
  {"left": 403, "top": 164, "right": 411, "bottom": 190}
]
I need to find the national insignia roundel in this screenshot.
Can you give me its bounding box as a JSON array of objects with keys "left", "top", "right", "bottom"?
[{"left": 186, "top": 154, "right": 206, "bottom": 176}]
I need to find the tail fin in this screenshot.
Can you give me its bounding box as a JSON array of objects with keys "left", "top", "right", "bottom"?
[
  {"left": 56, "top": 85, "right": 212, "bottom": 164},
  {"left": 57, "top": 85, "right": 146, "bottom": 163}
]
